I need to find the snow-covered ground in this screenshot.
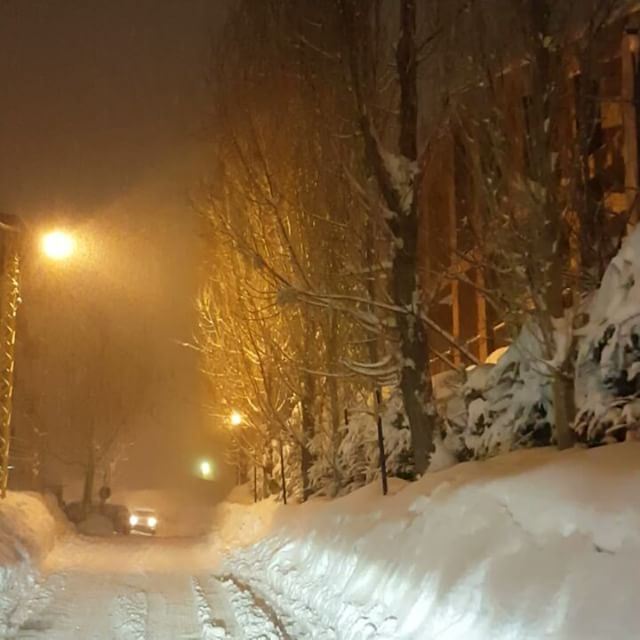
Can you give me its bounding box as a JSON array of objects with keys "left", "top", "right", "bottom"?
[
  {"left": 8, "top": 532, "right": 291, "bottom": 640},
  {"left": 2, "top": 443, "right": 640, "bottom": 639},
  {"left": 221, "top": 442, "right": 640, "bottom": 639},
  {"left": 0, "top": 493, "right": 70, "bottom": 637}
]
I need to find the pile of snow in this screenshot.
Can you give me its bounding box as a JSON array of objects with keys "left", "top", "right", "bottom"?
[
  {"left": 221, "top": 443, "right": 640, "bottom": 639},
  {"left": 209, "top": 486, "right": 280, "bottom": 553},
  {"left": 0, "top": 492, "right": 68, "bottom": 636}
]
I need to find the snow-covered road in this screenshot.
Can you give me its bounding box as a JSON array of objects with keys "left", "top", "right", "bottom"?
[{"left": 15, "top": 535, "right": 285, "bottom": 640}]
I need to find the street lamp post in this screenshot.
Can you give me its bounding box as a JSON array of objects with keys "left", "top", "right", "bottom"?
[
  {"left": 0, "top": 221, "right": 75, "bottom": 497},
  {"left": 0, "top": 215, "right": 22, "bottom": 497}
]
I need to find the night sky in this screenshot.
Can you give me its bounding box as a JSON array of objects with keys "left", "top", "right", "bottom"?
[{"left": 0, "top": 0, "right": 232, "bottom": 499}]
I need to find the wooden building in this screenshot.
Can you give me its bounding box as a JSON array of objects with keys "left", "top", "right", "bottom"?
[{"left": 419, "top": 6, "right": 640, "bottom": 372}]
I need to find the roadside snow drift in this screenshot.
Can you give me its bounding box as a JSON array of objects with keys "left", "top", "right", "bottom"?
[
  {"left": 0, "top": 492, "right": 67, "bottom": 637},
  {"left": 222, "top": 443, "right": 640, "bottom": 640}
]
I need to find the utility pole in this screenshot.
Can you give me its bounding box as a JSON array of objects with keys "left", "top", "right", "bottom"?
[{"left": 0, "top": 214, "right": 22, "bottom": 497}]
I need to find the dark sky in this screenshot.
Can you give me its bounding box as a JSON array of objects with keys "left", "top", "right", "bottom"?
[
  {"left": 0, "top": 0, "right": 232, "bottom": 501},
  {"left": 0, "top": 0, "right": 224, "bottom": 214}
]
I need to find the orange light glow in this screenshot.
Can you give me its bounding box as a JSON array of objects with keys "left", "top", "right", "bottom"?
[{"left": 42, "top": 230, "right": 75, "bottom": 261}]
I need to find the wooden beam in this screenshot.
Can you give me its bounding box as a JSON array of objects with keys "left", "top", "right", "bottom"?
[
  {"left": 474, "top": 269, "right": 489, "bottom": 362},
  {"left": 622, "top": 28, "right": 640, "bottom": 228},
  {"left": 446, "top": 133, "right": 461, "bottom": 365}
]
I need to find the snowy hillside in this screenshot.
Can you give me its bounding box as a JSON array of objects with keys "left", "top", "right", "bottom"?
[{"left": 219, "top": 443, "right": 640, "bottom": 640}]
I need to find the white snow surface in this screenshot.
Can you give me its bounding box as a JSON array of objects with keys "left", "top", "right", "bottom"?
[
  {"left": 3, "top": 445, "right": 640, "bottom": 639},
  {"left": 223, "top": 443, "right": 640, "bottom": 639},
  {"left": 4, "top": 517, "right": 283, "bottom": 639},
  {"left": 0, "top": 493, "right": 69, "bottom": 637}
]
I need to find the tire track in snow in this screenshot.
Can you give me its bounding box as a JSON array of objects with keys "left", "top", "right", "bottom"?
[
  {"left": 109, "top": 590, "right": 148, "bottom": 640},
  {"left": 215, "top": 574, "right": 290, "bottom": 640},
  {"left": 142, "top": 574, "right": 203, "bottom": 640},
  {"left": 191, "top": 577, "right": 228, "bottom": 639},
  {"left": 16, "top": 571, "right": 148, "bottom": 640},
  {"left": 10, "top": 574, "right": 64, "bottom": 638}
]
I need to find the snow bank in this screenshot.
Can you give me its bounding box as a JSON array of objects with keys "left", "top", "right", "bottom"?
[
  {"left": 209, "top": 485, "right": 281, "bottom": 553},
  {"left": 0, "top": 492, "right": 68, "bottom": 636},
  {"left": 222, "top": 443, "right": 640, "bottom": 639}
]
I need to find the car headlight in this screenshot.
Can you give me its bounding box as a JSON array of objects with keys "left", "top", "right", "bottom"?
[
  {"left": 129, "top": 515, "right": 139, "bottom": 526},
  {"left": 147, "top": 516, "right": 157, "bottom": 528}
]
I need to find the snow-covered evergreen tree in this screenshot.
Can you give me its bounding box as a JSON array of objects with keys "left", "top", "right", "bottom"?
[{"left": 574, "top": 227, "right": 640, "bottom": 444}]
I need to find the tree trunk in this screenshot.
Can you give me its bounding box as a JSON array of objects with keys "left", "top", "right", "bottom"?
[
  {"left": 82, "top": 441, "right": 95, "bottom": 512},
  {"left": 391, "top": 240, "right": 437, "bottom": 474},
  {"left": 391, "top": 0, "right": 436, "bottom": 474},
  {"left": 528, "top": 0, "right": 575, "bottom": 451},
  {"left": 261, "top": 464, "right": 270, "bottom": 499},
  {"left": 542, "top": 249, "right": 576, "bottom": 450},
  {"left": 326, "top": 311, "right": 342, "bottom": 496},
  {"left": 300, "top": 371, "right": 315, "bottom": 500},
  {"left": 342, "top": 0, "right": 437, "bottom": 474},
  {"left": 552, "top": 369, "right": 575, "bottom": 449}
]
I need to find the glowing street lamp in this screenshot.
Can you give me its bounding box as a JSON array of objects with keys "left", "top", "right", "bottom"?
[
  {"left": 41, "top": 230, "right": 75, "bottom": 261},
  {"left": 230, "top": 410, "right": 242, "bottom": 427}
]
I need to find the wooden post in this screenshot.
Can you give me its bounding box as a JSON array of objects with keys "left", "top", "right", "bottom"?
[
  {"left": 253, "top": 463, "right": 257, "bottom": 503},
  {"left": 278, "top": 438, "right": 287, "bottom": 505},
  {"left": 622, "top": 28, "right": 640, "bottom": 228},
  {"left": 375, "top": 389, "right": 388, "bottom": 495}
]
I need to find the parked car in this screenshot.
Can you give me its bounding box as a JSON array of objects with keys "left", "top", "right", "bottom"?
[
  {"left": 102, "top": 504, "right": 132, "bottom": 535},
  {"left": 64, "top": 501, "right": 85, "bottom": 525},
  {"left": 64, "top": 501, "right": 132, "bottom": 535},
  {"left": 129, "top": 508, "right": 158, "bottom": 535}
]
